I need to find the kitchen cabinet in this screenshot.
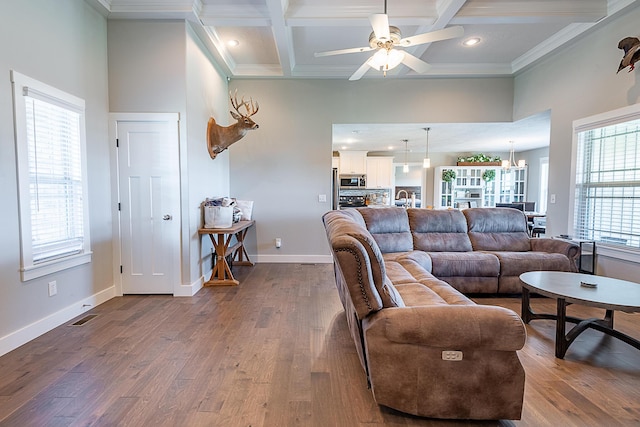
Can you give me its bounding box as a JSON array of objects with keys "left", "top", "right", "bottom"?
[
  {"left": 338, "top": 151, "right": 367, "bottom": 175},
  {"left": 434, "top": 165, "right": 526, "bottom": 209},
  {"left": 366, "top": 156, "right": 393, "bottom": 188},
  {"left": 497, "top": 167, "right": 527, "bottom": 203},
  {"left": 332, "top": 156, "right": 340, "bottom": 170}
]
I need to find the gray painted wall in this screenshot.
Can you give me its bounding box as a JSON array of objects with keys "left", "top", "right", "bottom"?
[
  {"left": 513, "top": 4, "right": 640, "bottom": 280},
  {"left": 228, "top": 78, "right": 514, "bottom": 260},
  {"left": 108, "top": 20, "right": 230, "bottom": 289},
  {"left": 0, "top": 0, "right": 111, "bottom": 350}
]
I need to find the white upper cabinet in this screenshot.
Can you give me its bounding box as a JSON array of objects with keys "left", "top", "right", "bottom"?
[
  {"left": 366, "top": 157, "right": 394, "bottom": 188},
  {"left": 338, "top": 151, "right": 367, "bottom": 175}
]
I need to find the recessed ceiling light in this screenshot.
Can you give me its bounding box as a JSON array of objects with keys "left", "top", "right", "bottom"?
[
  {"left": 227, "top": 39, "right": 240, "bottom": 47},
  {"left": 463, "top": 37, "right": 480, "bottom": 47}
]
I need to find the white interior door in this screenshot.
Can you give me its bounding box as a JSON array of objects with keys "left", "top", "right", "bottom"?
[{"left": 114, "top": 114, "right": 180, "bottom": 294}]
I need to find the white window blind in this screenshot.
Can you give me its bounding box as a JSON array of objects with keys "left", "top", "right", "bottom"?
[
  {"left": 11, "top": 71, "right": 91, "bottom": 281},
  {"left": 574, "top": 118, "right": 640, "bottom": 250},
  {"left": 25, "top": 96, "right": 85, "bottom": 262}
]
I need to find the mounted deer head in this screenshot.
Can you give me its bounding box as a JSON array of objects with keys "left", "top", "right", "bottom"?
[{"left": 207, "top": 91, "right": 260, "bottom": 159}]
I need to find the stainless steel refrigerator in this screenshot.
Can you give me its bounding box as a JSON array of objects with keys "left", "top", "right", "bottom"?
[{"left": 332, "top": 168, "right": 339, "bottom": 210}]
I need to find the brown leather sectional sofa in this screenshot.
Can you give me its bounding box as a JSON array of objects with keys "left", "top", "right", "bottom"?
[{"left": 322, "top": 207, "right": 580, "bottom": 420}]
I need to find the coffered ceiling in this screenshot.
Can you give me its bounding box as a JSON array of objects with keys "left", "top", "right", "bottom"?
[
  {"left": 91, "top": 0, "right": 634, "bottom": 80},
  {"left": 88, "top": 0, "right": 637, "bottom": 153}
]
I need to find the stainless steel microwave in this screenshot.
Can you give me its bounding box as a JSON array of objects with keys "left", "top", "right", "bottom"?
[{"left": 340, "top": 174, "right": 366, "bottom": 188}]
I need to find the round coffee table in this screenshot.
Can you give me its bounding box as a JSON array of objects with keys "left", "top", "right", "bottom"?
[{"left": 519, "top": 271, "right": 640, "bottom": 358}]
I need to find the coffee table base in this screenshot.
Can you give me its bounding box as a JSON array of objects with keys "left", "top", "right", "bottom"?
[{"left": 521, "top": 287, "right": 640, "bottom": 358}]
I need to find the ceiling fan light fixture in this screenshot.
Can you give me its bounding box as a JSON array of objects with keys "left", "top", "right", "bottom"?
[{"left": 368, "top": 49, "right": 404, "bottom": 72}]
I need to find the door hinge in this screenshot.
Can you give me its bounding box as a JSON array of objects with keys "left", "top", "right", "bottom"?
[
  {"left": 118, "top": 202, "right": 121, "bottom": 211},
  {"left": 116, "top": 138, "right": 119, "bottom": 148},
  {"left": 120, "top": 265, "right": 123, "bottom": 274}
]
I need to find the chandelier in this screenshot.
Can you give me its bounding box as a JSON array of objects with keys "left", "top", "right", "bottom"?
[{"left": 502, "top": 141, "right": 525, "bottom": 170}]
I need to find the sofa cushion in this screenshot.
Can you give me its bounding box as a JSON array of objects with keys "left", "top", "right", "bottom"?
[
  {"left": 464, "top": 208, "right": 531, "bottom": 252},
  {"left": 493, "top": 251, "right": 576, "bottom": 277},
  {"left": 394, "top": 283, "right": 450, "bottom": 306},
  {"left": 408, "top": 208, "right": 473, "bottom": 252},
  {"left": 384, "top": 259, "right": 420, "bottom": 284},
  {"left": 358, "top": 207, "right": 413, "bottom": 253},
  {"left": 428, "top": 252, "right": 500, "bottom": 278}
]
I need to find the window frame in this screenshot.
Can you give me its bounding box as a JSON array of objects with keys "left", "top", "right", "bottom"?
[
  {"left": 570, "top": 103, "right": 640, "bottom": 264},
  {"left": 11, "top": 70, "right": 92, "bottom": 281}
]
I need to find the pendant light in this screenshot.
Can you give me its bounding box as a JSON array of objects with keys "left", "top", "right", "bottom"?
[
  {"left": 402, "top": 139, "right": 409, "bottom": 173},
  {"left": 422, "top": 127, "right": 431, "bottom": 168},
  {"left": 502, "top": 141, "right": 526, "bottom": 170}
]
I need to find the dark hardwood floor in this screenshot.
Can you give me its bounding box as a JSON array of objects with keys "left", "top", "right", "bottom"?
[{"left": 1, "top": 263, "right": 639, "bottom": 426}]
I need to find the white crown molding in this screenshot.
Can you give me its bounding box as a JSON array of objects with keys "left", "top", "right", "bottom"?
[{"left": 511, "top": 22, "right": 595, "bottom": 73}]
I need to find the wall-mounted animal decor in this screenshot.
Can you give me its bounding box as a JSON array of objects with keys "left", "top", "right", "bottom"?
[
  {"left": 617, "top": 37, "right": 640, "bottom": 73},
  {"left": 207, "top": 91, "right": 259, "bottom": 159}
]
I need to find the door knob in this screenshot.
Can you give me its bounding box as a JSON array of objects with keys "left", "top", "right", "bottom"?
[{"left": 163, "top": 214, "right": 172, "bottom": 221}]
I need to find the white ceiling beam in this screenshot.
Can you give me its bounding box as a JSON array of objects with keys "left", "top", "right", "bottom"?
[
  {"left": 266, "top": 0, "right": 293, "bottom": 77},
  {"left": 451, "top": 0, "right": 607, "bottom": 24},
  {"left": 106, "top": 0, "right": 199, "bottom": 19},
  {"left": 396, "top": 0, "right": 467, "bottom": 76}
]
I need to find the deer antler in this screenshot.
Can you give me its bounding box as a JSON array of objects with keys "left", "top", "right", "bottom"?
[{"left": 230, "top": 90, "right": 259, "bottom": 117}]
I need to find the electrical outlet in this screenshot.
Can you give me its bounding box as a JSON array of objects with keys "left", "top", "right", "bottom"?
[
  {"left": 318, "top": 194, "right": 327, "bottom": 203},
  {"left": 48, "top": 281, "right": 57, "bottom": 297},
  {"left": 275, "top": 238, "right": 282, "bottom": 248},
  {"left": 442, "top": 350, "right": 463, "bottom": 361}
]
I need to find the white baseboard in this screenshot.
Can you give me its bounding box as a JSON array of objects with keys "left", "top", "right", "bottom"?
[
  {"left": 174, "top": 273, "right": 207, "bottom": 297},
  {"left": 252, "top": 254, "right": 333, "bottom": 264},
  {"left": 0, "top": 286, "right": 117, "bottom": 357}
]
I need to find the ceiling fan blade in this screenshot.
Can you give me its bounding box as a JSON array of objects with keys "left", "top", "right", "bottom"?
[
  {"left": 399, "top": 26, "right": 464, "bottom": 47},
  {"left": 349, "top": 60, "right": 371, "bottom": 81},
  {"left": 401, "top": 52, "right": 431, "bottom": 74},
  {"left": 370, "top": 13, "right": 390, "bottom": 41},
  {"left": 314, "top": 46, "right": 374, "bottom": 57}
]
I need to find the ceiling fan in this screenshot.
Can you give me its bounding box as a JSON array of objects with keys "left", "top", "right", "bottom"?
[{"left": 314, "top": 0, "right": 464, "bottom": 81}]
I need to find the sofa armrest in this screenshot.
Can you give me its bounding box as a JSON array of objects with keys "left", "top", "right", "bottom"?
[
  {"left": 530, "top": 238, "right": 580, "bottom": 261},
  {"left": 374, "top": 305, "right": 526, "bottom": 351}
]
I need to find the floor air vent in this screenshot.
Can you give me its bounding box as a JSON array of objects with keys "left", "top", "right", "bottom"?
[{"left": 70, "top": 314, "right": 98, "bottom": 326}]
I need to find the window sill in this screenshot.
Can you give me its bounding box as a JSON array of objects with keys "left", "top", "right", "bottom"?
[
  {"left": 597, "top": 244, "right": 640, "bottom": 264},
  {"left": 21, "top": 252, "right": 93, "bottom": 281}
]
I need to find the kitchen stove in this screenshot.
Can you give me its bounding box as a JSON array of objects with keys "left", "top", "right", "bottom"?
[{"left": 339, "top": 195, "right": 366, "bottom": 208}]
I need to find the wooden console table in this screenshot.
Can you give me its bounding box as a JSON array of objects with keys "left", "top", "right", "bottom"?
[{"left": 198, "top": 220, "right": 255, "bottom": 286}]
